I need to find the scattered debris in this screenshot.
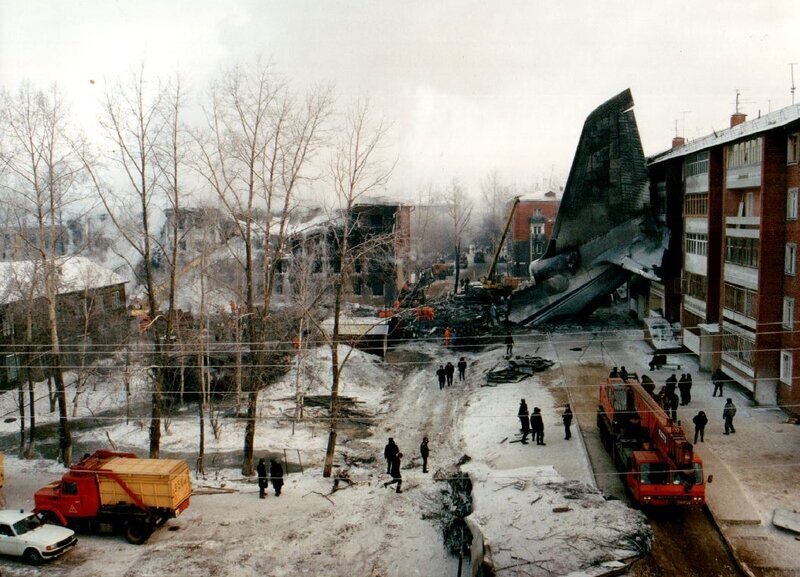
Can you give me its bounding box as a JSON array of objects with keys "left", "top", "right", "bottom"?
[
  {"left": 773, "top": 508, "right": 800, "bottom": 534},
  {"left": 485, "top": 355, "right": 554, "bottom": 383}
]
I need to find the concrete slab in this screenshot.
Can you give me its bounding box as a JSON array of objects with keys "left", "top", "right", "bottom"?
[
  {"left": 773, "top": 509, "right": 800, "bottom": 534},
  {"left": 695, "top": 443, "right": 762, "bottom": 526}
]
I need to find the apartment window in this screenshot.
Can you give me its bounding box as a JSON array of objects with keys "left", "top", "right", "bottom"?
[
  {"left": 780, "top": 350, "right": 793, "bottom": 386},
  {"left": 788, "top": 188, "right": 799, "bottom": 220},
  {"left": 1, "top": 314, "right": 11, "bottom": 337},
  {"left": 683, "top": 272, "right": 708, "bottom": 301},
  {"left": 744, "top": 192, "right": 755, "bottom": 216},
  {"left": 370, "top": 280, "right": 384, "bottom": 297},
  {"left": 786, "top": 243, "right": 797, "bottom": 276},
  {"left": 685, "top": 233, "right": 708, "bottom": 256},
  {"left": 685, "top": 151, "right": 709, "bottom": 177},
  {"left": 721, "top": 329, "right": 755, "bottom": 369},
  {"left": 531, "top": 225, "right": 543, "bottom": 236},
  {"left": 789, "top": 133, "right": 800, "bottom": 165},
  {"left": 784, "top": 297, "right": 795, "bottom": 330},
  {"left": 727, "top": 137, "right": 762, "bottom": 168},
  {"left": 725, "top": 237, "right": 759, "bottom": 268},
  {"left": 684, "top": 193, "right": 709, "bottom": 216},
  {"left": 724, "top": 283, "right": 758, "bottom": 319}
]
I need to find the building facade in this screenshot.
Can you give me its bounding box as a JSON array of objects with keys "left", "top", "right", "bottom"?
[
  {"left": 508, "top": 192, "right": 561, "bottom": 277},
  {"left": 649, "top": 104, "right": 800, "bottom": 414}
]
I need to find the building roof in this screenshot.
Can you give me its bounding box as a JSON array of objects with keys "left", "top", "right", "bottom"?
[
  {"left": 649, "top": 103, "right": 800, "bottom": 165},
  {"left": 518, "top": 190, "right": 561, "bottom": 202},
  {"left": 0, "top": 256, "right": 127, "bottom": 306}
]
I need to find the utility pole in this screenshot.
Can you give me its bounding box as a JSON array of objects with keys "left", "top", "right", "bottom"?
[{"left": 790, "top": 63, "right": 797, "bottom": 105}]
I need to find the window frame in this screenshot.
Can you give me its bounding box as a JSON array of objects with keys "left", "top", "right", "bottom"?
[
  {"left": 783, "top": 296, "right": 795, "bottom": 330},
  {"left": 780, "top": 350, "right": 793, "bottom": 386},
  {"left": 786, "top": 243, "right": 797, "bottom": 276},
  {"left": 788, "top": 187, "right": 799, "bottom": 221}
]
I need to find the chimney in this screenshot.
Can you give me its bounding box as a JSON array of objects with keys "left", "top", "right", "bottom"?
[
  {"left": 672, "top": 136, "right": 686, "bottom": 149},
  {"left": 730, "top": 112, "right": 747, "bottom": 127}
]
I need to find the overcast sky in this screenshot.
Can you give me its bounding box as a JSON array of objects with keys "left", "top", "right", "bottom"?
[{"left": 2, "top": 0, "right": 798, "bottom": 198}]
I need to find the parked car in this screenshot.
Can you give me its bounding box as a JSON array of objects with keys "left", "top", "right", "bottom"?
[{"left": 0, "top": 510, "right": 77, "bottom": 565}]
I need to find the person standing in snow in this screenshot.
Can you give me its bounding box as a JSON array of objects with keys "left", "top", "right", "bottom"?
[
  {"left": 444, "top": 327, "right": 452, "bottom": 347},
  {"left": 384, "top": 438, "right": 399, "bottom": 474},
  {"left": 712, "top": 368, "right": 725, "bottom": 397},
  {"left": 420, "top": 437, "right": 430, "bottom": 473},
  {"left": 723, "top": 398, "right": 737, "bottom": 434},
  {"left": 678, "top": 374, "right": 690, "bottom": 406},
  {"left": 436, "top": 365, "right": 447, "bottom": 390},
  {"left": 530, "top": 407, "right": 546, "bottom": 446},
  {"left": 445, "top": 361, "right": 455, "bottom": 387},
  {"left": 692, "top": 410, "right": 708, "bottom": 443},
  {"left": 269, "top": 458, "right": 284, "bottom": 496},
  {"left": 685, "top": 373, "right": 693, "bottom": 404},
  {"left": 665, "top": 373, "right": 678, "bottom": 397},
  {"left": 384, "top": 452, "right": 403, "bottom": 493},
  {"left": 504, "top": 334, "right": 514, "bottom": 357},
  {"left": 256, "top": 458, "right": 268, "bottom": 499},
  {"left": 562, "top": 404, "right": 573, "bottom": 440},
  {"left": 457, "top": 357, "right": 467, "bottom": 381},
  {"left": 518, "top": 399, "right": 530, "bottom": 444}
]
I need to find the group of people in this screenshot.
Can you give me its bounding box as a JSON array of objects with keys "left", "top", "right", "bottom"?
[
  {"left": 382, "top": 436, "right": 431, "bottom": 494},
  {"left": 435, "top": 358, "right": 468, "bottom": 389},
  {"left": 256, "top": 457, "right": 285, "bottom": 498},
  {"left": 517, "top": 400, "right": 573, "bottom": 444}
]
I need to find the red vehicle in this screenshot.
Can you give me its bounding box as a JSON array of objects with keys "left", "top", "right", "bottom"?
[
  {"left": 597, "top": 377, "right": 706, "bottom": 507},
  {"left": 34, "top": 450, "right": 191, "bottom": 544}
]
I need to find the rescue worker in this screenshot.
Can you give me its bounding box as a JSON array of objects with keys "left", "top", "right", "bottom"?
[
  {"left": 436, "top": 365, "right": 447, "bottom": 390},
  {"left": 530, "top": 407, "right": 545, "bottom": 445},
  {"left": 504, "top": 334, "right": 514, "bottom": 357},
  {"left": 678, "top": 374, "right": 690, "bottom": 406},
  {"left": 562, "top": 404, "right": 573, "bottom": 440},
  {"left": 269, "top": 458, "right": 284, "bottom": 496},
  {"left": 712, "top": 368, "right": 725, "bottom": 397},
  {"left": 619, "top": 366, "right": 629, "bottom": 382},
  {"left": 445, "top": 361, "right": 455, "bottom": 387},
  {"left": 420, "top": 437, "right": 430, "bottom": 473},
  {"left": 384, "top": 438, "right": 399, "bottom": 474},
  {"left": 444, "top": 327, "right": 452, "bottom": 346},
  {"left": 383, "top": 452, "right": 403, "bottom": 493},
  {"left": 723, "top": 398, "right": 737, "bottom": 434},
  {"left": 609, "top": 366, "right": 619, "bottom": 378},
  {"left": 256, "top": 458, "right": 268, "bottom": 499},
  {"left": 692, "top": 410, "right": 708, "bottom": 443},
  {"left": 518, "top": 399, "right": 530, "bottom": 444},
  {"left": 457, "top": 357, "right": 467, "bottom": 381}
]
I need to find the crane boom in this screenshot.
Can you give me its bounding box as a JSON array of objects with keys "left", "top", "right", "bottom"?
[{"left": 486, "top": 197, "right": 520, "bottom": 285}]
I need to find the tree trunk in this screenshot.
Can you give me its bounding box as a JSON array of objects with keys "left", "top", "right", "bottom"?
[
  {"left": 26, "top": 376, "right": 36, "bottom": 458},
  {"left": 17, "top": 385, "right": 25, "bottom": 459}
]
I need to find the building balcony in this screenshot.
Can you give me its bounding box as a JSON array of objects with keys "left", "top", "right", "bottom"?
[
  {"left": 683, "top": 295, "right": 706, "bottom": 317},
  {"left": 723, "top": 263, "right": 758, "bottom": 290},
  {"left": 685, "top": 173, "right": 709, "bottom": 195},
  {"left": 725, "top": 215, "right": 760, "bottom": 230},
  {"left": 726, "top": 165, "right": 761, "bottom": 189},
  {"left": 722, "top": 307, "right": 757, "bottom": 330}
]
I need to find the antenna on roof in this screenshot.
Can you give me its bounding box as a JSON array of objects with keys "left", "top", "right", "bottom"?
[
  {"left": 679, "top": 110, "right": 690, "bottom": 137},
  {"left": 791, "top": 63, "right": 797, "bottom": 105},
  {"left": 735, "top": 89, "right": 741, "bottom": 113}
]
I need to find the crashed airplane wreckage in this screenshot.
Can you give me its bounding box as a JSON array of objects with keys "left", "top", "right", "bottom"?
[{"left": 508, "top": 89, "right": 667, "bottom": 325}]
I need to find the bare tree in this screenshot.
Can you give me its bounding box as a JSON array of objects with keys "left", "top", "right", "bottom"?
[
  {"left": 0, "top": 82, "right": 85, "bottom": 465},
  {"left": 83, "top": 66, "right": 188, "bottom": 458},
  {"left": 478, "top": 169, "right": 516, "bottom": 251},
  {"left": 444, "top": 178, "right": 473, "bottom": 294},
  {"left": 323, "top": 99, "right": 394, "bottom": 478},
  {"left": 194, "top": 61, "right": 332, "bottom": 475}
]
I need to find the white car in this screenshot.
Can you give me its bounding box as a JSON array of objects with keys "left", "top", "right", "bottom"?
[{"left": 0, "top": 510, "right": 77, "bottom": 565}]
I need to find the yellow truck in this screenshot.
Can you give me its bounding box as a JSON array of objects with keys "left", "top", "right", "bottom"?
[{"left": 34, "top": 450, "right": 191, "bottom": 544}]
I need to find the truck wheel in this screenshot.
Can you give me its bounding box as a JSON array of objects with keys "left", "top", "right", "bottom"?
[
  {"left": 124, "top": 520, "right": 153, "bottom": 545},
  {"left": 41, "top": 511, "right": 63, "bottom": 526},
  {"left": 23, "top": 548, "right": 43, "bottom": 565}
]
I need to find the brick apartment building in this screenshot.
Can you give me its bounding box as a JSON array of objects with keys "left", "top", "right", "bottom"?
[
  {"left": 508, "top": 191, "right": 561, "bottom": 277},
  {"left": 648, "top": 103, "right": 800, "bottom": 414}
]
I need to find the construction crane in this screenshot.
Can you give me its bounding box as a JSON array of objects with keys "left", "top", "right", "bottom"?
[{"left": 483, "top": 196, "right": 520, "bottom": 290}]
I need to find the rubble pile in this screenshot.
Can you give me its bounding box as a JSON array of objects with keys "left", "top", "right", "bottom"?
[{"left": 485, "top": 355, "right": 555, "bottom": 384}]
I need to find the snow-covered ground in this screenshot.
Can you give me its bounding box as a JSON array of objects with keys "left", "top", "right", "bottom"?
[{"left": 0, "top": 338, "right": 647, "bottom": 576}]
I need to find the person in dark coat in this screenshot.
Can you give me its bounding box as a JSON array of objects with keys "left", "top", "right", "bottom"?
[
  {"left": 685, "top": 373, "right": 693, "bottom": 404},
  {"left": 530, "top": 407, "right": 545, "bottom": 445},
  {"left": 640, "top": 374, "right": 656, "bottom": 395},
  {"left": 445, "top": 361, "right": 455, "bottom": 387},
  {"left": 723, "top": 398, "right": 737, "bottom": 434},
  {"left": 518, "top": 399, "right": 530, "bottom": 444},
  {"left": 668, "top": 391, "right": 679, "bottom": 422},
  {"left": 666, "top": 373, "right": 678, "bottom": 395},
  {"left": 256, "top": 458, "right": 268, "bottom": 499},
  {"left": 504, "top": 334, "right": 514, "bottom": 357},
  {"left": 457, "top": 357, "right": 467, "bottom": 381},
  {"left": 269, "top": 458, "right": 284, "bottom": 496},
  {"left": 383, "top": 452, "right": 403, "bottom": 493},
  {"left": 712, "top": 368, "right": 725, "bottom": 397},
  {"left": 562, "top": 404, "right": 573, "bottom": 440},
  {"left": 609, "top": 366, "right": 619, "bottom": 378},
  {"left": 678, "top": 374, "right": 690, "bottom": 406},
  {"left": 420, "top": 437, "right": 430, "bottom": 473},
  {"left": 692, "top": 410, "right": 708, "bottom": 443},
  {"left": 436, "top": 365, "right": 446, "bottom": 390},
  {"left": 384, "top": 438, "right": 399, "bottom": 474},
  {"left": 619, "top": 366, "right": 629, "bottom": 382}
]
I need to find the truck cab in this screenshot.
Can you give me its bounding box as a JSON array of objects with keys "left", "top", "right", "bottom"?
[{"left": 35, "top": 474, "right": 102, "bottom": 527}]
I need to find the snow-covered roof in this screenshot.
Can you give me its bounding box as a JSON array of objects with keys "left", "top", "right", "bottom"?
[
  {"left": 518, "top": 190, "right": 561, "bottom": 202},
  {"left": 0, "top": 256, "right": 127, "bottom": 306},
  {"left": 649, "top": 103, "right": 800, "bottom": 164}
]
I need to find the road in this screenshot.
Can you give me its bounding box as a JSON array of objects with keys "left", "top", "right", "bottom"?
[{"left": 546, "top": 327, "right": 746, "bottom": 577}]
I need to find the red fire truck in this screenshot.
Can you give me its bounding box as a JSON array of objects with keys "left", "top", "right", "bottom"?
[{"left": 597, "top": 377, "right": 706, "bottom": 507}]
